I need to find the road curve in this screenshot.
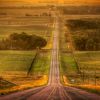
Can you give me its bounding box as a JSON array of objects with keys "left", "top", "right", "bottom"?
[{"left": 0, "top": 13, "right": 100, "bottom": 100}]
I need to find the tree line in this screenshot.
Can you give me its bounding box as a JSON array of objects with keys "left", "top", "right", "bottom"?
[
  {"left": 73, "top": 31, "right": 100, "bottom": 51},
  {"left": 0, "top": 32, "right": 47, "bottom": 50},
  {"left": 66, "top": 19, "right": 100, "bottom": 51}
]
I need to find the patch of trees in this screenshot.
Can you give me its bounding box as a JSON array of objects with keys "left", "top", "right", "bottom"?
[
  {"left": 66, "top": 19, "right": 100, "bottom": 51},
  {"left": 73, "top": 31, "right": 100, "bottom": 51},
  {"left": 0, "top": 32, "right": 47, "bottom": 50},
  {"left": 66, "top": 19, "right": 100, "bottom": 31}
]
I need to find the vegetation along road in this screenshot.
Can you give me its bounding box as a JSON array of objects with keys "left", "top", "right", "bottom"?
[{"left": 0, "top": 12, "right": 100, "bottom": 100}]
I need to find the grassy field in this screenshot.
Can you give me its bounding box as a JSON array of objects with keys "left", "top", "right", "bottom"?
[
  {"left": 60, "top": 51, "right": 100, "bottom": 84},
  {"left": 0, "top": 7, "right": 51, "bottom": 17},
  {"left": 60, "top": 16, "right": 100, "bottom": 94},
  {"left": 0, "top": 7, "right": 53, "bottom": 94},
  {"left": 0, "top": 51, "right": 36, "bottom": 72},
  {"left": 0, "top": 51, "right": 50, "bottom": 82},
  {"left": 60, "top": 51, "right": 100, "bottom": 94},
  {"left": 0, "top": 50, "right": 50, "bottom": 94},
  {"left": 0, "top": 7, "right": 53, "bottom": 46}
]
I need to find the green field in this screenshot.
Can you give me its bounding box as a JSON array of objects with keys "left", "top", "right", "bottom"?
[
  {"left": 60, "top": 51, "right": 100, "bottom": 85},
  {"left": 60, "top": 17, "right": 100, "bottom": 86},
  {"left": 0, "top": 50, "right": 36, "bottom": 72},
  {"left": 0, "top": 7, "right": 53, "bottom": 90},
  {"left": 0, "top": 50, "right": 50, "bottom": 86}
]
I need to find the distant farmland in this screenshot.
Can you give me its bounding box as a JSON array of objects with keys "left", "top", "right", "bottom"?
[
  {"left": 0, "top": 7, "right": 52, "bottom": 93},
  {"left": 60, "top": 15, "right": 100, "bottom": 88}
]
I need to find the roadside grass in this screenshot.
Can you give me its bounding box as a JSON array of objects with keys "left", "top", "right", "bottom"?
[
  {"left": 61, "top": 17, "right": 100, "bottom": 94},
  {"left": 63, "top": 75, "right": 100, "bottom": 94},
  {"left": 0, "top": 7, "right": 53, "bottom": 95},
  {"left": 60, "top": 51, "right": 100, "bottom": 94},
  {"left": 30, "top": 50, "right": 51, "bottom": 76},
  {"left": 73, "top": 84, "right": 100, "bottom": 94},
  {"left": 0, "top": 75, "right": 47, "bottom": 95},
  {"left": 43, "top": 32, "right": 53, "bottom": 50},
  {"left": 60, "top": 52, "right": 79, "bottom": 84},
  {"left": 60, "top": 53, "right": 78, "bottom": 75},
  {"left": 0, "top": 50, "right": 51, "bottom": 95}
]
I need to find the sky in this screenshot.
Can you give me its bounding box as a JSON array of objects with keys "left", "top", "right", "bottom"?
[{"left": 0, "top": 0, "right": 100, "bottom": 6}]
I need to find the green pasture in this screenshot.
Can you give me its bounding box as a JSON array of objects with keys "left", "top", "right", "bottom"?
[
  {"left": 60, "top": 51, "right": 100, "bottom": 85},
  {"left": 0, "top": 50, "right": 36, "bottom": 72},
  {"left": 0, "top": 50, "right": 50, "bottom": 75}
]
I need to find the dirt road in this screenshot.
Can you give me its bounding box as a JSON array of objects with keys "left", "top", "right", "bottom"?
[{"left": 0, "top": 13, "right": 100, "bottom": 100}]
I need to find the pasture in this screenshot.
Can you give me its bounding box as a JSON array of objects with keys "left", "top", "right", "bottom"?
[
  {"left": 60, "top": 16, "right": 100, "bottom": 88},
  {"left": 0, "top": 7, "right": 52, "bottom": 93},
  {"left": 0, "top": 50, "right": 50, "bottom": 88},
  {"left": 60, "top": 51, "right": 100, "bottom": 85}
]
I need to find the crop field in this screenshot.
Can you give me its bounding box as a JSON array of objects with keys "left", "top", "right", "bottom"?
[
  {"left": 60, "top": 52, "right": 100, "bottom": 85},
  {"left": 0, "top": 5, "right": 100, "bottom": 96},
  {"left": 0, "top": 51, "right": 36, "bottom": 72},
  {"left": 0, "top": 7, "right": 51, "bottom": 16},
  {"left": 0, "top": 7, "right": 53, "bottom": 44},
  {"left": 0, "top": 7, "right": 52, "bottom": 93},
  {"left": 0, "top": 50, "right": 50, "bottom": 93},
  {"left": 0, "top": 25, "right": 52, "bottom": 41},
  {"left": 60, "top": 16, "right": 100, "bottom": 88}
]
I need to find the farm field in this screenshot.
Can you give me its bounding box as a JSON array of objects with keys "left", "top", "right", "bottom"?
[
  {"left": 0, "top": 50, "right": 51, "bottom": 94},
  {"left": 0, "top": 50, "right": 50, "bottom": 93},
  {"left": 60, "top": 15, "right": 100, "bottom": 93},
  {"left": 0, "top": 7, "right": 53, "bottom": 94},
  {"left": 0, "top": 5, "right": 100, "bottom": 98},
  {"left": 60, "top": 51, "right": 100, "bottom": 85},
  {"left": 0, "top": 7, "right": 53, "bottom": 47}
]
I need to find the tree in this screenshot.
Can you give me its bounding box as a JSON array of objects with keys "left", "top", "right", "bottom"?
[{"left": 0, "top": 32, "right": 47, "bottom": 50}]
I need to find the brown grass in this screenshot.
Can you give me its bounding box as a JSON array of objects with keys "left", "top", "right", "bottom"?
[
  {"left": 63, "top": 75, "right": 100, "bottom": 94},
  {"left": 0, "top": 75, "right": 48, "bottom": 95}
]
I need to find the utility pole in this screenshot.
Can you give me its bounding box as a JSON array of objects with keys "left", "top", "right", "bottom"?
[
  {"left": 94, "top": 68, "right": 97, "bottom": 86},
  {"left": 82, "top": 68, "right": 85, "bottom": 84}
]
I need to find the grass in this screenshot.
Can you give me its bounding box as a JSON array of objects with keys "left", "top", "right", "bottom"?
[
  {"left": 30, "top": 50, "right": 51, "bottom": 75},
  {"left": 60, "top": 52, "right": 79, "bottom": 85},
  {"left": 60, "top": 51, "right": 100, "bottom": 82},
  {"left": 0, "top": 50, "right": 51, "bottom": 94},
  {"left": 60, "top": 53, "right": 78, "bottom": 75},
  {"left": 61, "top": 17, "right": 100, "bottom": 94},
  {"left": 0, "top": 50, "right": 36, "bottom": 72},
  {"left": 0, "top": 7, "right": 53, "bottom": 94},
  {"left": 63, "top": 75, "right": 100, "bottom": 94},
  {"left": 60, "top": 51, "right": 100, "bottom": 94},
  {"left": 0, "top": 75, "right": 48, "bottom": 95}
]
